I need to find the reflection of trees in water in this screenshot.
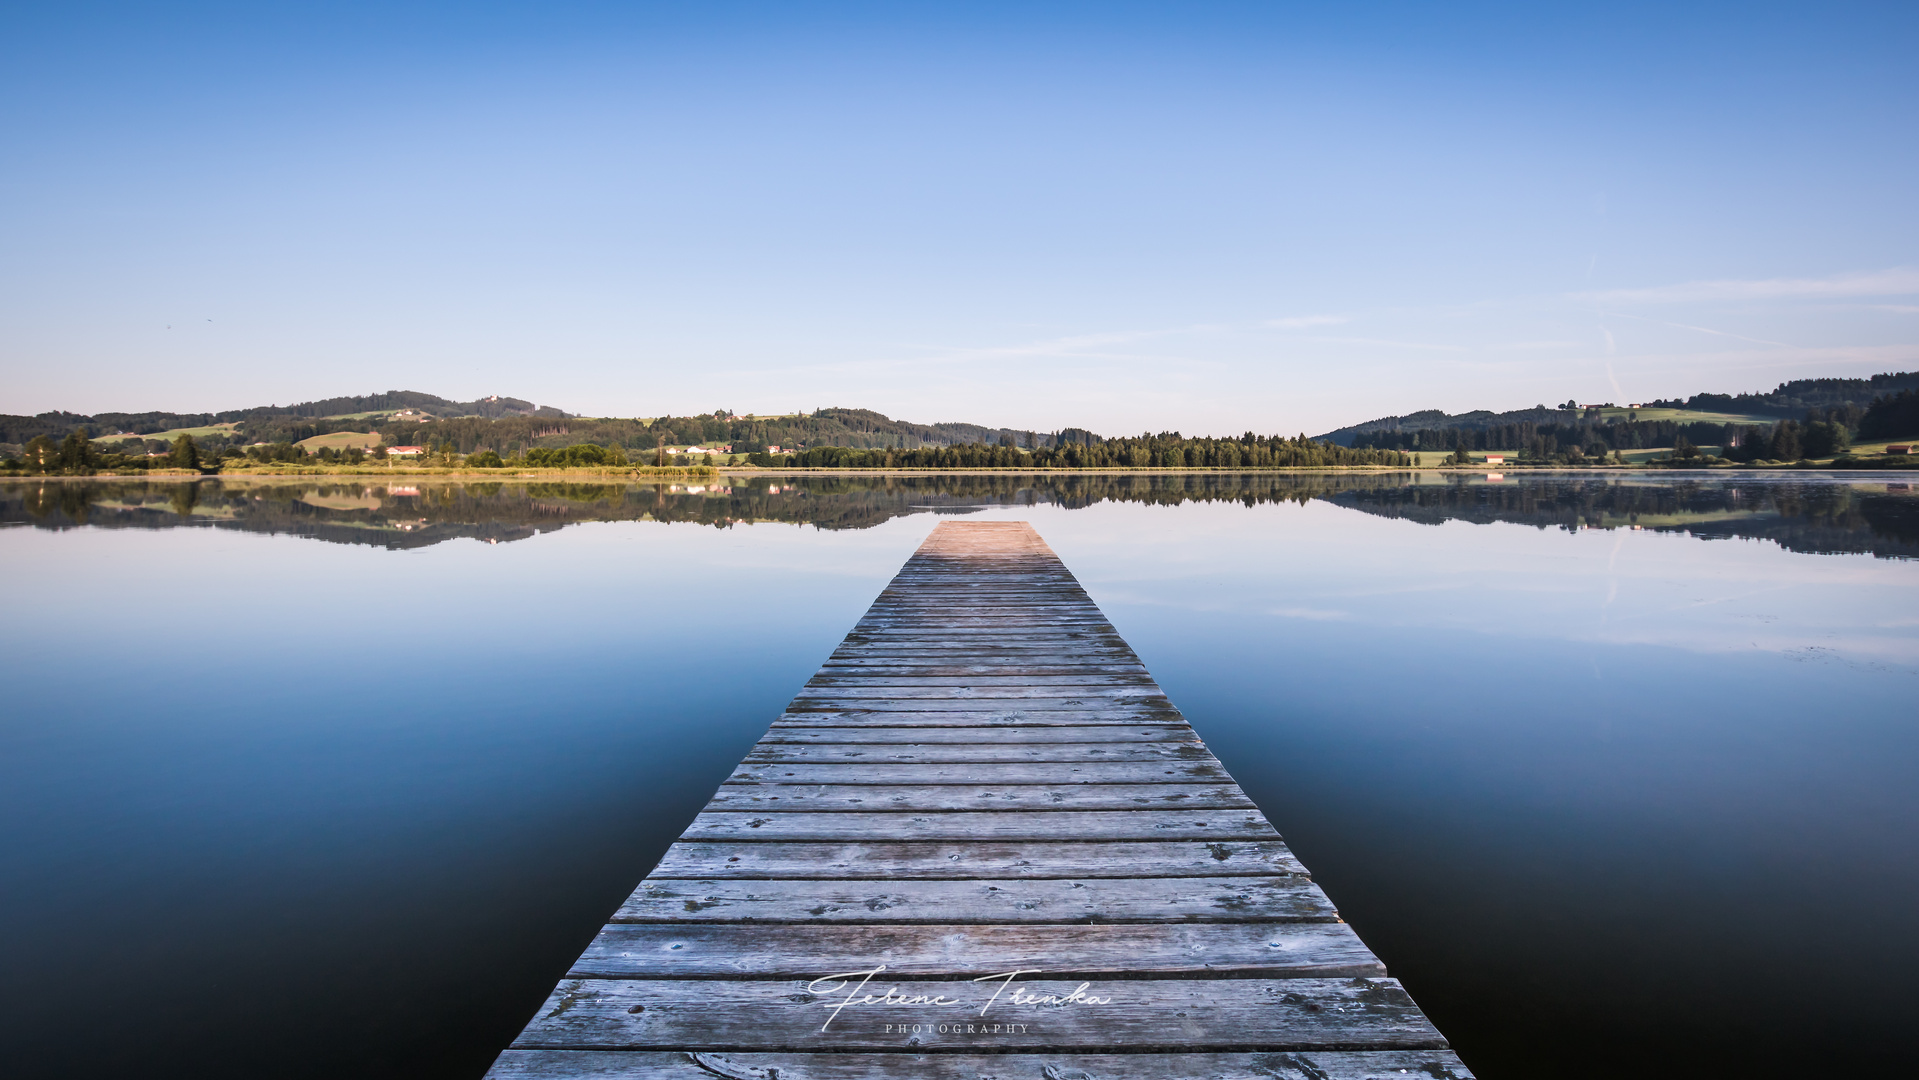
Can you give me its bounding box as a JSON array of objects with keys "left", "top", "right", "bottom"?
[
  {"left": 1322, "top": 477, "right": 1919, "bottom": 560},
  {"left": 4, "top": 474, "right": 1915, "bottom": 560}
]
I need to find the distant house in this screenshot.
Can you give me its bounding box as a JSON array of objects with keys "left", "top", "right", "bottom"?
[
  {"left": 387, "top": 446, "right": 425, "bottom": 457},
  {"left": 1484, "top": 454, "right": 1507, "bottom": 464},
  {"left": 767, "top": 445, "right": 782, "bottom": 453},
  {"left": 1889, "top": 445, "right": 1912, "bottom": 455}
]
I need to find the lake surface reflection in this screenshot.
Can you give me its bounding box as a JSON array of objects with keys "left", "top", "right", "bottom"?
[{"left": 3, "top": 472, "right": 1915, "bottom": 1079}]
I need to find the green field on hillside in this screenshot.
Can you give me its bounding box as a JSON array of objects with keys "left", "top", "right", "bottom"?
[
  {"left": 1848, "top": 439, "right": 1918, "bottom": 456},
  {"left": 95, "top": 422, "right": 242, "bottom": 444},
  {"left": 1586, "top": 406, "right": 1776, "bottom": 425},
  {"left": 296, "top": 431, "right": 384, "bottom": 451}
]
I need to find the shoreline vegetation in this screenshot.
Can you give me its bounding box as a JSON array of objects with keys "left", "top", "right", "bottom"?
[
  {"left": 7, "top": 425, "right": 1916, "bottom": 478},
  {"left": 8, "top": 459, "right": 1919, "bottom": 481},
  {"left": 5, "top": 380, "right": 1916, "bottom": 478}
]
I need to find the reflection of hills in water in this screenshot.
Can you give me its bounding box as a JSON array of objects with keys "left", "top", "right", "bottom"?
[
  {"left": 6, "top": 473, "right": 1917, "bottom": 560},
  {"left": 1321, "top": 475, "right": 1919, "bottom": 561}
]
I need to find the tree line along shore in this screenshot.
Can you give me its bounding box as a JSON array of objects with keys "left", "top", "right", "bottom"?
[{"left": 7, "top": 425, "right": 1916, "bottom": 478}]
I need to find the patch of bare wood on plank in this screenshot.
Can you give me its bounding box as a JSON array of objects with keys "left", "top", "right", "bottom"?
[
  {"left": 728, "top": 762, "right": 1234, "bottom": 785},
  {"left": 756, "top": 724, "right": 1196, "bottom": 743},
  {"left": 570, "top": 922, "right": 1384, "bottom": 979},
  {"left": 705, "top": 782, "right": 1256, "bottom": 813},
  {"left": 485, "top": 521, "right": 1453, "bottom": 1078},
  {"left": 649, "top": 839, "right": 1307, "bottom": 879},
  {"left": 680, "top": 810, "right": 1277, "bottom": 843},
  {"left": 613, "top": 876, "right": 1338, "bottom": 923}
]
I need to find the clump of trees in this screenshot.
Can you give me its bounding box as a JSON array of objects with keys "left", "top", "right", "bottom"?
[
  {"left": 1714, "top": 419, "right": 1849, "bottom": 463},
  {"left": 4, "top": 430, "right": 218, "bottom": 475},
  {"left": 752, "top": 433, "right": 1413, "bottom": 470},
  {"left": 245, "top": 442, "right": 310, "bottom": 464},
  {"left": 523, "top": 443, "right": 628, "bottom": 468},
  {"left": 1859, "top": 389, "right": 1919, "bottom": 441}
]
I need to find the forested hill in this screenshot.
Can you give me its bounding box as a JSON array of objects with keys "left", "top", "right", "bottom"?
[
  {"left": 0, "top": 391, "right": 566, "bottom": 446},
  {"left": 1317, "top": 370, "right": 1919, "bottom": 447},
  {"left": 1647, "top": 371, "right": 1919, "bottom": 417},
  {"left": 0, "top": 394, "right": 1086, "bottom": 457},
  {"left": 380, "top": 408, "right": 1082, "bottom": 458}
]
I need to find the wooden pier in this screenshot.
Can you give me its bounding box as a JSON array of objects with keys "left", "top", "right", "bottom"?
[{"left": 489, "top": 521, "right": 1469, "bottom": 1079}]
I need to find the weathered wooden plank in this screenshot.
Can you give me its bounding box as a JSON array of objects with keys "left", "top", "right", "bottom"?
[
  {"left": 870, "top": 587, "right": 1094, "bottom": 595},
  {"left": 756, "top": 726, "right": 1195, "bottom": 744},
  {"left": 826, "top": 651, "right": 1145, "bottom": 663},
  {"left": 793, "top": 687, "right": 1168, "bottom": 702},
  {"left": 855, "top": 617, "right": 1113, "bottom": 625},
  {"left": 786, "top": 702, "right": 1174, "bottom": 717},
  {"left": 615, "top": 876, "right": 1337, "bottom": 924},
  {"left": 508, "top": 977, "right": 1446, "bottom": 1051},
  {"left": 816, "top": 663, "right": 1152, "bottom": 676},
  {"left": 805, "top": 674, "right": 1160, "bottom": 687},
  {"left": 846, "top": 629, "right": 1117, "bottom": 637},
  {"left": 729, "top": 762, "right": 1232, "bottom": 785},
  {"left": 649, "top": 840, "right": 1306, "bottom": 879},
  {"left": 857, "top": 595, "right": 1102, "bottom": 604},
  {"left": 842, "top": 621, "right": 1121, "bottom": 630},
  {"left": 858, "top": 612, "right": 1108, "bottom": 621},
  {"left": 571, "top": 922, "right": 1382, "bottom": 979},
  {"left": 863, "top": 607, "right": 1108, "bottom": 614},
  {"left": 681, "top": 810, "right": 1278, "bottom": 843},
  {"left": 706, "top": 783, "right": 1254, "bottom": 813},
  {"left": 742, "top": 743, "right": 1215, "bottom": 764},
  {"left": 792, "top": 694, "right": 1168, "bottom": 706},
  {"left": 783, "top": 703, "right": 1176, "bottom": 716},
  {"left": 488, "top": 1049, "right": 1478, "bottom": 1080},
  {"left": 771, "top": 712, "right": 1181, "bottom": 728},
  {"left": 855, "top": 617, "right": 1114, "bottom": 629},
  {"left": 825, "top": 648, "right": 1136, "bottom": 656}
]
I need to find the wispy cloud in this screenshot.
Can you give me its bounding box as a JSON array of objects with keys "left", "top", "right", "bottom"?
[
  {"left": 1602, "top": 311, "right": 1795, "bottom": 348},
  {"left": 1575, "top": 267, "right": 1919, "bottom": 306},
  {"left": 1268, "top": 606, "right": 1349, "bottom": 621},
  {"left": 1266, "top": 315, "right": 1348, "bottom": 329},
  {"left": 1309, "top": 335, "right": 1469, "bottom": 353},
  {"left": 927, "top": 329, "right": 1162, "bottom": 361}
]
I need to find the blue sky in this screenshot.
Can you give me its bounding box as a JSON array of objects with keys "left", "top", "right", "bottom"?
[{"left": 3, "top": 2, "right": 1915, "bottom": 434}]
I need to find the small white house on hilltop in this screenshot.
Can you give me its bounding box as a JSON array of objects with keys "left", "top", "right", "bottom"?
[{"left": 387, "top": 446, "right": 425, "bottom": 457}]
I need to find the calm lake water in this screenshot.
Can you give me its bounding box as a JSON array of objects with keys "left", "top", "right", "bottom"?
[{"left": 3, "top": 472, "right": 1916, "bottom": 1079}]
